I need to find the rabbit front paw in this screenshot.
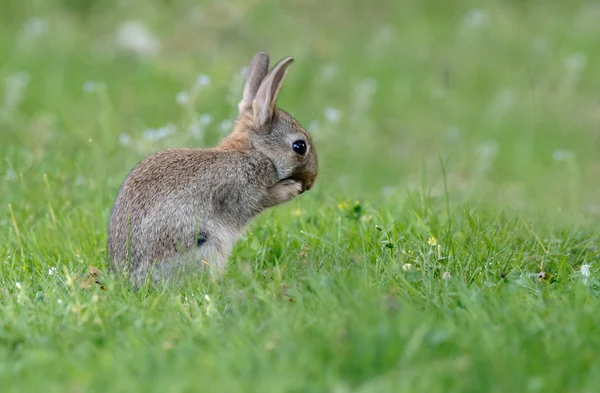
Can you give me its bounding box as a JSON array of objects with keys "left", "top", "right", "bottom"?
[{"left": 262, "top": 179, "right": 303, "bottom": 208}]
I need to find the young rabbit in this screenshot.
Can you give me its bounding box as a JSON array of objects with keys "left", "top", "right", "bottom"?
[{"left": 107, "top": 52, "right": 318, "bottom": 286}]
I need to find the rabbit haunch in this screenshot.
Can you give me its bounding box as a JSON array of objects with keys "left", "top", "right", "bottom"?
[{"left": 107, "top": 52, "right": 318, "bottom": 286}]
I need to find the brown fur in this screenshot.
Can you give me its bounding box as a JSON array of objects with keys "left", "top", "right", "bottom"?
[{"left": 107, "top": 53, "right": 318, "bottom": 286}]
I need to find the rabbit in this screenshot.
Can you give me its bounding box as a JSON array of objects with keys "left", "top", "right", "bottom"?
[{"left": 107, "top": 52, "right": 318, "bottom": 287}]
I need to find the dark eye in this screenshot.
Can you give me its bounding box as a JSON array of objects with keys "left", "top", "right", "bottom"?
[{"left": 292, "top": 140, "right": 307, "bottom": 156}]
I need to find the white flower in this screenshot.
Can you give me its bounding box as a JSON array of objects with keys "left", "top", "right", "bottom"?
[
  {"left": 373, "top": 25, "right": 396, "bottom": 44},
  {"left": 352, "top": 78, "right": 378, "bottom": 113},
  {"left": 563, "top": 53, "right": 587, "bottom": 74},
  {"left": 143, "top": 124, "right": 175, "bottom": 141},
  {"left": 464, "top": 9, "right": 490, "bottom": 27},
  {"left": 48, "top": 266, "right": 57, "bottom": 275},
  {"left": 119, "top": 133, "right": 131, "bottom": 145},
  {"left": 203, "top": 294, "right": 217, "bottom": 318},
  {"left": 15, "top": 282, "right": 22, "bottom": 289},
  {"left": 581, "top": 264, "right": 591, "bottom": 277},
  {"left": 308, "top": 120, "right": 320, "bottom": 133},
  {"left": 381, "top": 186, "right": 395, "bottom": 198},
  {"left": 198, "top": 114, "right": 213, "bottom": 125},
  {"left": 552, "top": 150, "right": 574, "bottom": 162},
  {"left": 188, "top": 123, "right": 202, "bottom": 138},
  {"left": 490, "top": 88, "right": 516, "bottom": 112},
  {"left": 444, "top": 126, "right": 461, "bottom": 142},
  {"left": 319, "top": 64, "right": 340, "bottom": 81},
  {"left": 324, "top": 107, "right": 341, "bottom": 124},
  {"left": 3, "top": 71, "right": 30, "bottom": 112},
  {"left": 563, "top": 53, "right": 588, "bottom": 88},
  {"left": 83, "top": 81, "right": 97, "bottom": 93},
  {"left": 115, "top": 20, "right": 160, "bottom": 57},
  {"left": 176, "top": 91, "right": 189, "bottom": 105},
  {"left": 475, "top": 140, "right": 499, "bottom": 161},
  {"left": 196, "top": 75, "right": 211, "bottom": 87},
  {"left": 22, "top": 17, "right": 49, "bottom": 38},
  {"left": 74, "top": 176, "right": 86, "bottom": 186},
  {"left": 4, "top": 169, "right": 17, "bottom": 181},
  {"left": 581, "top": 264, "right": 591, "bottom": 285},
  {"left": 219, "top": 119, "right": 233, "bottom": 134}
]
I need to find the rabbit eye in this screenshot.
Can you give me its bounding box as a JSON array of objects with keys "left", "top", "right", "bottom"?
[{"left": 292, "top": 140, "right": 307, "bottom": 156}]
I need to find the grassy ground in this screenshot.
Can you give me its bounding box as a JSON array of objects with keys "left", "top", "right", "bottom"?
[{"left": 2, "top": 0, "right": 600, "bottom": 391}]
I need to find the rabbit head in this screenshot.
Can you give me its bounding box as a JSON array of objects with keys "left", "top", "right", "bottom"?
[{"left": 221, "top": 52, "right": 318, "bottom": 192}]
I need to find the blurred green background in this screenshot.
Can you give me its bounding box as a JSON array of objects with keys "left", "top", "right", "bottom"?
[
  {"left": 2, "top": 1, "right": 600, "bottom": 391},
  {"left": 2, "top": 0, "right": 599, "bottom": 219}
]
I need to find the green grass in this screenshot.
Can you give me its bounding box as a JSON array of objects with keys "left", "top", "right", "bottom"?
[{"left": 2, "top": 0, "right": 600, "bottom": 391}]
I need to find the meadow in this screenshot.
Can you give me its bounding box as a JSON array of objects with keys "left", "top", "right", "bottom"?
[{"left": 2, "top": 0, "right": 600, "bottom": 391}]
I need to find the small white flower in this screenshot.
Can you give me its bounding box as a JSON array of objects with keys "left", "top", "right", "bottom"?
[
  {"left": 48, "top": 266, "right": 57, "bottom": 275},
  {"left": 83, "top": 81, "right": 96, "bottom": 93},
  {"left": 319, "top": 64, "right": 340, "bottom": 81},
  {"left": 15, "top": 282, "right": 22, "bottom": 289},
  {"left": 586, "top": 204, "right": 600, "bottom": 215},
  {"left": 115, "top": 20, "right": 160, "bottom": 57},
  {"left": 119, "top": 133, "right": 131, "bottom": 145},
  {"left": 188, "top": 123, "right": 202, "bottom": 138},
  {"left": 552, "top": 150, "right": 574, "bottom": 162},
  {"left": 3, "top": 71, "right": 30, "bottom": 112},
  {"left": 563, "top": 53, "right": 587, "bottom": 74},
  {"left": 176, "top": 91, "right": 189, "bottom": 105},
  {"left": 352, "top": 78, "right": 378, "bottom": 113},
  {"left": 203, "top": 294, "right": 217, "bottom": 318},
  {"left": 4, "top": 168, "right": 17, "bottom": 181},
  {"left": 357, "top": 78, "right": 378, "bottom": 95},
  {"left": 373, "top": 25, "right": 396, "bottom": 44},
  {"left": 219, "top": 119, "right": 233, "bottom": 134},
  {"left": 196, "top": 75, "right": 211, "bottom": 87},
  {"left": 338, "top": 175, "right": 350, "bottom": 187},
  {"left": 74, "top": 175, "right": 87, "bottom": 186},
  {"left": 308, "top": 120, "right": 320, "bottom": 133},
  {"left": 581, "top": 264, "right": 591, "bottom": 285},
  {"left": 381, "top": 186, "right": 395, "bottom": 198},
  {"left": 198, "top": 114, "right": 213, "bottom": 125},
  {"left": 444, "top": 126, "right": 461, "bottom": 142},
  {"left": 74, "top": 176, "right": 87, "bottom": 186},
  {"left": 475, "top": 140, "right": 499, "bottom": 160},
  {"left": 143, "top": 124, "right": 175, "bottom": 141},
  {"left": 581, "top": 264, "right": 591, "bottom": 277},
  {"left": 431, "top": 86, "right": 446, "bottom": 98},
  {"left": 492, "top": 88, "right": 515, "bottom": 110},
  {"left": 553, "top": 150, "right": 566, "bottom": 161},
  {"left": 22, "top": 17, "right": 49, "bottom": 38},
  {"left": 324, "top": 107, "right": 341, "bottom": 124},
  {"left": 464, "top": 9, "right": 490, "bottom": 27}
]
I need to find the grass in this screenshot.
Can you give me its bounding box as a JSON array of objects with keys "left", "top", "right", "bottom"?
[{"left": 2, "top": 0, "right": 600, "bottom": 391}]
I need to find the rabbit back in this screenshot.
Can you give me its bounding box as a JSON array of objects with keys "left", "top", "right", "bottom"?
[{"left": 107, "top": 148, "right": 278, "bottom": 285}]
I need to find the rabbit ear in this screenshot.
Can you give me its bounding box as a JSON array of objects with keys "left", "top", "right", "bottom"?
[
  {"left": 253, "top": 56, "right": 294, "bottom": 127},
  {"left": 238, "top": 52, "right": 270, "bottom": 115}
]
